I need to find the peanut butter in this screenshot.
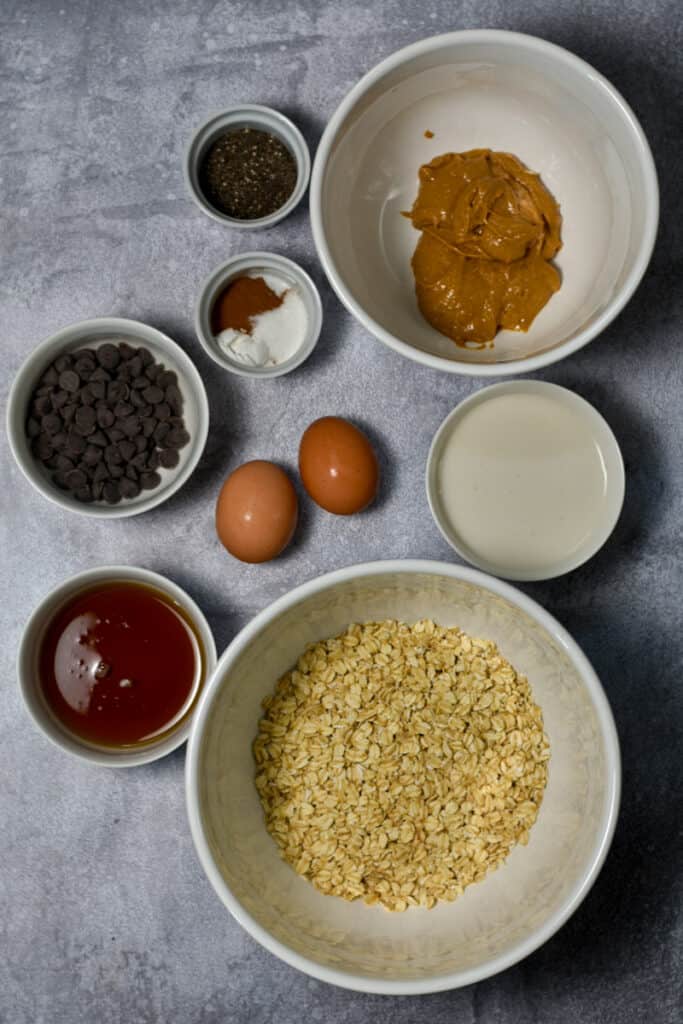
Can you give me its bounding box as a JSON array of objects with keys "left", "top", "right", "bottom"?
[{"left": 405, "top": 150, "right": 562, "bottom": 348}]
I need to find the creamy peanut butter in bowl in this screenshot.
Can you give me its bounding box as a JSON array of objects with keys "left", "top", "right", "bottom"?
[{"left": 310, "top": 30, "right": 658, "bottom": 375}]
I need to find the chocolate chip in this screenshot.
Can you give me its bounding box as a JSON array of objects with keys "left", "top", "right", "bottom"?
[
  {"left": 104, "top": 444, "right": 122, "bottom": 465},
  {"left": 75, "top": 406, "right": 96, "bottom": 434},
  {"left": 83, "top": 445, "right": 102, "bottom": 466},
  {"left": 138, "top": 347, "right": 154, "bottom": 366},
  {"left": 142, "top": 385, "right": 164, "bottom": 404},
  {"left": 51, "top": 389, "right": 69, "bottom": 410},
  {"left": 32, "top": 437, "right": 50, "bottom": 460},
  {"left": 42, "top": 413, "right": 62, "bottom": 435},
  {"left": 65, "top": 432, "right": 86, "bottom": 457},
  {"left": 34, "top": 395, "right": 52, "bottom": 416},
  {"left": 26, "top": 417, "right": 40, "bottom": 438},
  {"left": 42, "top": 365, "right": 59, "bottom": 387},
  {"left": 107, "top": 463, "right": 124, "bottom": 479},
  {"left": 157, "top": 370, "right": 177, "bottom": 388},
  {"left": 131, "top": 376, "right": 148, "bottom": 390},
  {"left": 93, "top": 462, "right": 109, "bottom": 484},
  {"left": 164, "top": 427, "right": 191, "bottom": 450},
  {"left": 119, "top": 440, "right": 136, "bottom": 461},
  {"left": 165, "top": 385, "right": 183, "bottom": 413},
  {"left": 54, "top": 472, "right": 71, "bottom": 490},
  {"left": 134, "top": 434, "right": 148, "bottom": 452},
  {"left": 128, "top": 356, "right": 143, "bottom": 378},
  {"left": 103, "top": 480, "right": 121, "bottom": 504},
  {"left": 153, "top": 402, "right": 171, "bottom": 421},
  {"left": 119, "top": 477, "right": 140, "bottom": 500},
  {"left": 59, "top": 370, "right": 80, "bottom": 393},
  {"left": 55, "top": 454, "right": 75, "bottom": 473},
  {"left": 130, "top": 389, "right": 147, "bottom": 409},
  {"left": 140, "top": 471, "right": 161, "bottom": 491},
  {"left": 97, "top": 343, "right": 121, "bottom": 370},
  {"left": 62, "top": 404, "right": 77, "bottom": 423},
  {"left": 65, "top": 468, "right": 87, "bottom": 490},
  {"left": 107, "top": 380, "right": 129, "bottom": 403},
  {"left": 90, "top": 429, "right": 108, "bottom": 447},
  {"left": 74, "top": 358, "right": 95, "bottom": 379},
  {"left": 159, "top": 448, "right": 180, "bottom": 469},
  {"left": 147, "top": 449, "right": 160, "bottom": 471},
  {"left": 107, "top": 427, "right": 125, "bottom": 443},
  {"left": 90, "top": 366, "right": 111, "bottom": 383},
  {"left": 79, "top": 385, "right": 96, "bottom": 407},
  {"left": 51, "top": 432, "right": 68, "bottom": 451},
  {"left": 118, "top": 342, "right": 136, "bottom": 361},
  {"left": 88, "top": 379, "right": 106, "bottom": 400},
  {"left": 92, "top": 480, "right": 104, "bottom": 500},
  {"left": 113, "top": 401, "right": 134, "bottom": 419},
  {"left": 153, "top": 422, "right": 170, "bottom": 445},
  {"left": 144, "top": 362, "right": 162, "bottom": 381},
  {"left": 54, "top": 354, "right": 72, "bottom": 373},
  {"left": 96, "top": 406, "right": 115, "bottom": 429},
  {"left": 131, "top": 452, "right": 148, "bottom": 470},
  {"left": 121, "top": 415, "right": 140, "bottom": 437},
  {"left": 125, "top": 463, "right": 138, "bottom": 481},
  {"left": 74, "top": 484, "right": 92, "bottom": 503}
]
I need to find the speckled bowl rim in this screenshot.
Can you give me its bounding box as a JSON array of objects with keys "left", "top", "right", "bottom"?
[
  {"left": 185, "top": 558, "right": 621, "bottom": 994},
  {"left": 184, "top": 105, "right": 311, "bottom": 229},
  {"left": 194, "top": 251, "right": 323, "bottom": 379},
  {"left": 425, "top": 381, "right": 626, "bottom": 581},
  {"left": 18, "top": 565, "right": 217, "bottom": 767},
  {"left": 6, "top": 317, "right": 210, "bottom": 518}
]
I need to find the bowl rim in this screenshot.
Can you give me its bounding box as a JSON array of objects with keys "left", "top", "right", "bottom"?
[
  {"left": 6, "top": 316, "right": 210, "bottom": 518},
  {"left": 185, "top": 558, "right": 621, "bottom": 994},
  {"left": 425, "top": 380, "right": 626, "bottom": 580},
  {"left": 309, "top": 28, "right": 659, "bottom": 377},
  {"left": 183, "top": 104, "right": 311, "bottom": 229},
  {"left": 18, "top": 564, "right": 218, "bottom": 767},
  {"left": 194, "top": 250, "right": 323, "bottom": 378}
]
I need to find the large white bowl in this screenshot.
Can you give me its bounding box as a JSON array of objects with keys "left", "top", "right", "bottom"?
[
  {"left": 310, "top": 31, "right": 658, "bottom": 375},
  {"left": 186, "top": 560, "right": 620, "bottom": 993}
]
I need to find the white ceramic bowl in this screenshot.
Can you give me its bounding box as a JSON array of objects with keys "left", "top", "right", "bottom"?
[
  {"left": 18, "top": 565, "right": 217, "bottom": 767},
  {"left": 195, "top": 251, "right": 323, "bottom": 378},
  {"left": 6, "top": 317, "right": 209, "bottom": 517},
  {"left": 426, "top": 381, "right": 626, "bottom": 581},
  {"left": 310, "top": 30, "right": 658, "bottom": 375},
  {"left": 185, "top": 105, "right": 311, "bottom": 229},
  {"left": 186, "top": 560, "right": 620, "bottom": 993}
]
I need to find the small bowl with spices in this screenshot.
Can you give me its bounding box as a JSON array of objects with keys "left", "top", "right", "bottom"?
[
  {"left": 195, "top": 251, "right": 323, "bottom": 378},
  {"left": 185, "top": 105, "right": 311, "bottom": 229},
  {"left": 18, "top": 565, "right": 217, "bottom": 767}
]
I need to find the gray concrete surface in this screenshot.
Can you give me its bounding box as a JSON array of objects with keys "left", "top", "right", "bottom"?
[{"left": 1, "top": 1, "right": 681, "bottom": 1021}]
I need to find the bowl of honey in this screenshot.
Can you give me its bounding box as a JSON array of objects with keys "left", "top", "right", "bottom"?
[{"left": 18, "top": 566, "right": 216, "bottom": 766}]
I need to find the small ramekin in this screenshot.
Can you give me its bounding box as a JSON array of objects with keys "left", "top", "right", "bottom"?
[
  {"left": 195, "top": 251, "right": 322, "bottom": 379},
  {"left": 184, "top": 105, "right": 311, "bottom": 229},
  {"left": 18, "top": 565, "right": 217, "bottom": 768}
]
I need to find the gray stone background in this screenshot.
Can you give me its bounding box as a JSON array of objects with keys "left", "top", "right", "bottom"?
[{"left": 1, "top": 0, "right": 681, "bottom": 1021}]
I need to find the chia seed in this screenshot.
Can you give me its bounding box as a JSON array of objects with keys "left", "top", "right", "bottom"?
[{"left": 199, "top": 127, "right": 297, "bottom": 220}]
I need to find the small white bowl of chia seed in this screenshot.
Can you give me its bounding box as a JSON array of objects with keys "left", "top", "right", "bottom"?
[{"left": 184, "top": 105, "right": 311, "bottom": 229}]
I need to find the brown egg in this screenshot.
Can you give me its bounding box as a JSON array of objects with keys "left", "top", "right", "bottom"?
[
  {"left": 299, "top": 417, "right": 379, "bottom": 515},
  {"left": 215, "top": 461, "right": 298, "bottom": 563}
]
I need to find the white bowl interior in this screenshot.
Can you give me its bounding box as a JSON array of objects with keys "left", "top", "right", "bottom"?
[
  {"left": 319, "top": 37, "right": 652, "bottom": 368},
  {"left": 195, "top": 568, "right": 615, "bottom": 986},
  {"left": 8, "top": 318, "right": 208, "bottom": 517}
]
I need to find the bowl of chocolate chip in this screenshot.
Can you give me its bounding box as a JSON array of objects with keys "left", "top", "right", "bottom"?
[{"left": 7, "top": 317, "right": 209, "bottom": 517}]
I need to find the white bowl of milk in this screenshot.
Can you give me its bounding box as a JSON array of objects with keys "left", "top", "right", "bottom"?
[{"left": 426, "top": 381, "right": 625, "bottom": 581}]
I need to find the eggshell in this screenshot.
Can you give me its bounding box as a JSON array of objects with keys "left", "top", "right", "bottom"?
[
  {"left": 215, "top": 461, "right": 298, "bottom": 563},
  {"left": 298, "top": 417, "right": 379, "bottom": 515}
]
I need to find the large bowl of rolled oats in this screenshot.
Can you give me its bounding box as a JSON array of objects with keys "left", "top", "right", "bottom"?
[{"left": 186, "top": 561, "right": 620, "bottom": 993}]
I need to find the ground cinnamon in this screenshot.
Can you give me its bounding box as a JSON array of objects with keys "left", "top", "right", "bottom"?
[{"left": 211, "top": 276, "right": 284, "bottom": 335}]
